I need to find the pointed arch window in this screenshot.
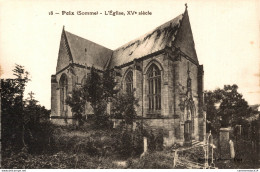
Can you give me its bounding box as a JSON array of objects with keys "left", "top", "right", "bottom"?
[
  {"left": 60, "top": 74, "right": 68, "bottom": 116},
  {"left": 125, "top": 71, "right": 133, "bottom": 94},
  {"left": 147, "top": 64, "right": 161, "bottom": 111}
]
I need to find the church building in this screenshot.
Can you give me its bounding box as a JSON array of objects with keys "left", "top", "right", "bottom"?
[{"left": 51, "top": 6, "right": 206, "bottom": 146}]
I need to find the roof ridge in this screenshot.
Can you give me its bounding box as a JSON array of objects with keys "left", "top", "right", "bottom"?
[{"left": 113, "top": 13, "right": 184, "bottom": 51}]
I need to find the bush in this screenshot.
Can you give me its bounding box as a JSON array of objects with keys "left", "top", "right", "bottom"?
[
  {"left": 112, "top": 124, "right": 144, "bottom": 158},
  {"left": 181, "top": 146, "right": 205, "bottom": 163},
  {"left": 25, "top": 121, "right": 55, "bottom": 154},
  {"left": 147, "top": 130, "right": 164, "bottom": 152},
  {"left": 52, "top": 125, "right": 120, "bottom": 157},
  {"left": 127, "top": 152, "right": 173, "bottom": 169},
  {"left": 119, "top": 131, "right": 133, "bottom": 157}
]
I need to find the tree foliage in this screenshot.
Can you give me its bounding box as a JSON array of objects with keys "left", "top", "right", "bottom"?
[
  {"left": 205, "top": 84, "right": 253, "bottom": 130},
  {"left": 66, "top": 87, "right": 85, "bottom": 126},
  {"left": 110, "top": 90, "right": 142, "bottom": 156},
  {"left": 111, "top": 91, "right": 139, "bottom": 125},
  {"left": 83, "top": 67, "right": 104, "bottom": 110},
  {"left": 23, "top": 93, "right": 52, "bottom": 153},
  {"left": 1, "top": 64, "right": 30, "bottom": 151},
  {"left": 66, "top": 66, "right": 118, "bottom": 128},
  {"left": 102, "top": 68, "right": 118, "bottom": 101},
  {"left": 24, "top": 91, "right": 50, "bottom": 124},
  {"left": 1, "top": 64, "right": 52, "bottom": 156}
]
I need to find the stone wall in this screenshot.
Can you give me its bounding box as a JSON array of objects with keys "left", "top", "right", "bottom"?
[
  {"left": 51, "top": 40, "right": 205, "bottom": 144},
  {"left": 142, "top": 118, "right": 176, "bottom": 146},
  {"left": 51, "top": 64, "right": 95, "bottom": 118},
  {"left": 51, "top": 75, "right": 58, "bottom": 116},
  {"left": 112, "top": 118, "right": 185, "bottom": 147},
  {"left": 112, "top": 46, "right": 204, "bottom": 145}
]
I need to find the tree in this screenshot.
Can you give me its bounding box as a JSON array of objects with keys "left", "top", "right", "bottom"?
[
  {"left": 205, "top": 84, "right": 253, "bottom": 131},
  {"left": 1, "top": 64, "right": 30, "bottom": 151},
  {"left": 83, "top": 67, "right": 104, "bottom": 112},
  {"left": 66, "top": 66, "right": 118, "bottom": 128},
  {"left": 23, "top": 91, "right": 52, "bottom": 153},
  {"left": 111, "top": 91, "right": 139, "bottom": 125},
  {"left": 1, "top": 64, "right": 52, "bottom": 155},
  {"left": 111, "top": 92, "right": 142, "bottom": 157},
  {"left": 24, "top": 91, "right": 51, "bottom": 123},
  {"left": 84, "top": 67, "right": 119, "bottom": 128},
  {"left": 66, "top": 87, "right": 85, "bottom": 127}
]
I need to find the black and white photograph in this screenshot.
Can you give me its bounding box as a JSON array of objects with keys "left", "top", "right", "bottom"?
[{"left": 0, "top": 0, "right": 259, "bottom": 169}]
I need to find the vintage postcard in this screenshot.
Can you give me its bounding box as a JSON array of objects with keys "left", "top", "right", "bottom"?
[{"left": 0, "top": 0, "right": 259, "bottom": 170}]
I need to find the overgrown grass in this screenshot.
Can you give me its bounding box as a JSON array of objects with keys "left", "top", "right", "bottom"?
[
  {"left": 2, "top": 121, "right": 130, "bottom": 168},
  {"left": 127, "top": 151, "right": 174, "bottom": 169},
  {"left": 2, "top": 151, "right": 120, "bottom": 169},
  {"left": 4, "top": 122, "right": 258, "bottom": 169}
]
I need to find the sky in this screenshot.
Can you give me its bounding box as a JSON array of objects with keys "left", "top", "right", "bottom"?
[{"left": 0, "top": 0, "right": 259, "bottom": 109}]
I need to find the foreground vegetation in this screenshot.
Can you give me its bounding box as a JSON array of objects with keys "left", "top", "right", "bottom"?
[
  {"left": 1, "top": 64, "right": 174, "bottom": 169},
  {"left": 3, "top": 121, "right": 258, "bottom": 169},
  {"left": 2, "top": 65, "right": 258, "bottom": 169},
  {"left": 2, "top": 122, "right": 174, "bottom": 169}
]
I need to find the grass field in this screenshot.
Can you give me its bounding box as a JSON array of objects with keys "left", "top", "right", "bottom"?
[{"left": 2, "top": 121, "right": 258, "bottom": 169}]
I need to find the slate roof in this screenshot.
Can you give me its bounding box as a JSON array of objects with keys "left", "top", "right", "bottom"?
[
  {"left": 64, "top": 31, "right": 113, "bottom": 70},
  {"left": 61, "top": 12, "right": 184, "bottom": 70},
  {"left": 108, "top": 14, "right": 183, "bottom": 68}
]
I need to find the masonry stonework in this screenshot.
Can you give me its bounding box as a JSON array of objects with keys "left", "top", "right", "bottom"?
[{"left": 51, "top": 7, "right": 205, "bottom": 146}]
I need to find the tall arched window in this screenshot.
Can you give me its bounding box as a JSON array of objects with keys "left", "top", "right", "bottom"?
[
  {"left": 60, "top": 74, "right": 68, "bottom": 116},
  {"left": 147, "top": 64, "right": 161, "bottom": 111},
  {"left": 125, "top": 71, "right": 133, "bottom": 94}
]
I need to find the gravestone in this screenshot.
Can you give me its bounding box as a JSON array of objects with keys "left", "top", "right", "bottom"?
[
  {"left": 140, "top": 137, "right": 148, "bottom": 158},
  {"left": 173, "top": 150, "right": 178, "bottom": 168},
  {"left": 219, "top": 128, "right": 231, "bottom": 160},
  {"left": 143, "top": 137, "right": 148, "bottom": 153}
]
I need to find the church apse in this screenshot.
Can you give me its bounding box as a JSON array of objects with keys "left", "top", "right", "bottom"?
[{"left": 50, "top": 5, "right": 205, "bottom": 146}]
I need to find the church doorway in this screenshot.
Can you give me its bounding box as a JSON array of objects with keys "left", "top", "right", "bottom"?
[{"left": 184, "top": 120, "right": 192, "bottom": 143}]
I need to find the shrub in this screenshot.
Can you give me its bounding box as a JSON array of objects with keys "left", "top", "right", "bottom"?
[
  {"left": 25, "top": 121, "right": 55, "bottom": 154},
  {"left": 147, "top": 130, "right": 164, "bottom": 152},
  {"left": 112, "top": 124, "right": 144, "bottom": 158},
  {"left": 127, "top": 152, "right": 173, "bottom": 169},
  {"left": 119, "top": 131, "right": 133, "bottom": 157},
  {"left": 181, "top": 146, "right": 205, "bottom": 163}
]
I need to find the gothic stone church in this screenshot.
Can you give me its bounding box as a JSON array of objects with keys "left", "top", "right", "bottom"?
[{"left": 51, "top": 7, "right": 206, "bottom": 146}]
